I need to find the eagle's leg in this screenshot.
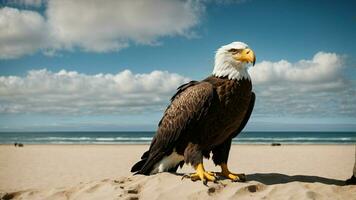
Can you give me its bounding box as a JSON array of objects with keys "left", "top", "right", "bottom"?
[
  {"left": 220, "top": 163, "right": 246, "bottom": 182},
  {"left": 188, "top": 163, "right": 216, "bottom": 184},
  {"left": 182, "top": 143, "right": 216, "bottom": 184},
  {"left": 212, "top": 138, "right": 246, "bottom": 182}
]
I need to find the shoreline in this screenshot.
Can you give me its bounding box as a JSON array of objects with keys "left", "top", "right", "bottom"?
[{"left": 2, "top": 132, "right": 355, "bottom": 146}]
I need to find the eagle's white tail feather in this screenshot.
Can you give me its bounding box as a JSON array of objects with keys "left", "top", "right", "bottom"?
[{"left": 150, "top": 150, "right": 184, "bottom": 175}]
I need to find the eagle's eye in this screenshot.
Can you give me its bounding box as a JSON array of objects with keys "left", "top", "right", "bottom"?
[{"left": 228, "top": 48, "right": 241, "bottom": 54}]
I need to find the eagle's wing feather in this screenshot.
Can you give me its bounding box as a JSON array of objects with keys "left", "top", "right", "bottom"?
[
  {"left": 212, "top": 92, "right": 255, "bottom": 165},
  {"left": 132, "top": 81, "right": 214, "bottom": 174},
  {"left": 232, "top": 92, "right": 255, "bottom": 138}
]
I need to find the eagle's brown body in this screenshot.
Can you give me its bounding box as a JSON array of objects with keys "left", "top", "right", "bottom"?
[{"left": 131, "top": 75, "right": 255, "bottom": 175}]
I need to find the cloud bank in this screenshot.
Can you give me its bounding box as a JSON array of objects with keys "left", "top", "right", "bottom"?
[
  {"left": 249, "top": 52, "right": 355, "bottom": 117},
  {"left": 0, "top": 0, "right": 203, "bottom": 58},
  {"left": 250, "top": 52, "right": 345, "bottom": 85},
  {"left": 0, "top": 52, "right": 355, "bottom": 117},
  {"left": 0, "top": 69, "right": 190, "bottom": 114}
]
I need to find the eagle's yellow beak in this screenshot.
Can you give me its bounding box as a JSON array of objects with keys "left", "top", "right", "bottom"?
[{"left": 233, "top": 48, "right": 256, "bottom": 66}]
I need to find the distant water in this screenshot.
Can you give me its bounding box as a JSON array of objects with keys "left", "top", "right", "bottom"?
[{"left": 0, "top": 131, "right": 355, "bottom": 144}]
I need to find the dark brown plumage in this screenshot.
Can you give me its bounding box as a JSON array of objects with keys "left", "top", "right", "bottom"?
[{"left": 131, "top": 75, "right": 255, "bottom": 175}]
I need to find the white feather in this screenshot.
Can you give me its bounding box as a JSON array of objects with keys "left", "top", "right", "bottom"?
[
  {"left": 150, "top": 150, "right": 184, "bottom": 175},
  {"left": 212, "top": 41, "right": 251, "bottom": 80}
]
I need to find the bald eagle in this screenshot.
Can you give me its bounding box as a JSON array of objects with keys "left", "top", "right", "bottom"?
[{"left": 131, "top": 42, "right": 256, "bottom": 183}]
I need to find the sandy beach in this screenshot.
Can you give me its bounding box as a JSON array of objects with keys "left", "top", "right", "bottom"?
[{"left": 0, "top": 144, "right": 355, "bottom": 199}]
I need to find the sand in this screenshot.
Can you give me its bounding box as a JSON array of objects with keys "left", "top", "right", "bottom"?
[{"left": 0, "top": 144, "right": 355, "bottom": 199}]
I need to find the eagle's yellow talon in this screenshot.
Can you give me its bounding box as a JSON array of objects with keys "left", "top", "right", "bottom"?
[
  {"left": 221, "top": 163, "right": 246, "bottom": 182},
  {"left": 224, "top": 172, "right": 239, "bottom": 182},
  {"left": 206, "top": 171, "right": 216, "bottom": 176},
  {"left": 187, "top": 163, "right": 216, "bottom": 184},
  {"left": 193, "top": 170, "right": 216, "bottom": 182},
  {"left": 188, "top": 173, "right": 201, "bottom": 181}
]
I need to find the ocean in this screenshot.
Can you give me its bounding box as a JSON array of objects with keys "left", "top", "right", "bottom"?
[{"left": 0, "top": 131, "right": 355, "bottom": 145}]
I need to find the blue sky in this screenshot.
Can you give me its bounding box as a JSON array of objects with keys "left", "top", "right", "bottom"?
[{"left": 0, "top": 0, "right": 355, "bottom": 131}]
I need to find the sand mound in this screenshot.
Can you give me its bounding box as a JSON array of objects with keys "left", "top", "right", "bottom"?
[{"left": 2, "top": 173, "right": 354, "bottom": 200}]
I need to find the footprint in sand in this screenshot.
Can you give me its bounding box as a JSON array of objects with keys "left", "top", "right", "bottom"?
[
  {"left": 117, "top": 184, "right": 140, "bottom": 200},
  {"left": 114, "top": 176, "right": 133, "bottom": 184},
  {"left": 237, "top": 183, "right": 266, "bottom": 195},
  {"left": 208, "top": 183, "right": 225, "bottom": 195},
  {"left": 114, "top": 177, "right": 127, "bottom": 184},
  {"left": 249, "top": 184, "right": 267, "bottom": 193},
  {"left": 125, "top": 184, "right": 140, "bottom": 194},
  {"left": 0, "top": 192, "right": 16, "bottom": 200},
  {"left": 123, "top": 194, "right": 139, "bottom": 200}
]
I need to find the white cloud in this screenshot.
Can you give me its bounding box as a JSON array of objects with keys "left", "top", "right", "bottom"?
[
  {"left": 0, "top": 69, "right": 190, "bottom": 114},
  {"left": 248, "top": 52, "right": 356, "bottom": 117},
  {"left": 249, "top": 52, "right": 344, "bottom": 85},
  {"left": 46, "top": 0, "right": 202, "bottom": 52},
  {"left": 0, "top": 52, "right": 354, "bottom": 118},
  {"left": 0, "top": 7, "right": 48, "bottom": 59},
  {"left": 0, "top": 0, "right": 204, "bottom": 58}
]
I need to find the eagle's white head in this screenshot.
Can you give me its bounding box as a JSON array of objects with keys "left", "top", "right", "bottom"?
[{"left": 212, "top": 42, "right": 256, "bottom": 80}]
